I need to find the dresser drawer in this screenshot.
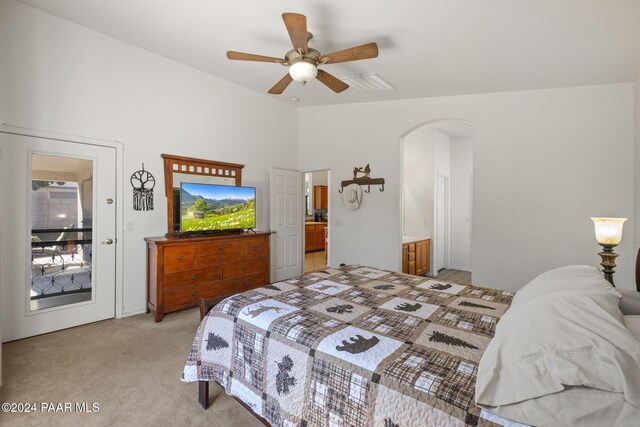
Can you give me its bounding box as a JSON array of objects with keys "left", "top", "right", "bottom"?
[
  {"left": 241, "top": 238, "right": 267, "bottom": 260},
  {"left": 197, "top": 240, "right": 241, "bottom": 255},
  {"left": 196, "top": 252, "right": 242, "bottom": 268},
  {"left": 164, "top": 282, "right": 223, "bottom": 311},
  {"left": 222, "top": 273, "right": 266, "bottom": 295},
  {"left": 163, "top": 266, "right": 222, "bottom": 290},
  {"left": 223, "top": 259, "right": 266, "bottom": 279},
  {"left": 163, "top": 246, "right": 196, "bottom": 272}
]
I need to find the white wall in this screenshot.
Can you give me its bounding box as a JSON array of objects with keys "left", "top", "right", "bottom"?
[
  {"left": 0, "top": 0, "right": 298, "bottom": 315},
  {"left": 450, "top": 138, "right": 473, "bottom": 270},
  {"left": 311, "top": 171, "right": 328, "bottom": 186},
  {"left": 0, "top": 0, "right": 9, "bottom": 377},
  {"left": 299, "top": 83, "right": 635, "bottom": 291},
  {"left": 434, "top": 130, "right": 451, "bottom": 179},
  {"left": 403, "top": 127, "right": 435, "bottom": 237}
]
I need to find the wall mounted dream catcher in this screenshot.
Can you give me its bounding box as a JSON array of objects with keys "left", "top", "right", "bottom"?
[{"left": 130, "top": 163, "right": 155, "bottom": 211}]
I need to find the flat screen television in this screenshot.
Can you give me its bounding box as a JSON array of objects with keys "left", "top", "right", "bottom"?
[{"left": 178, "top": 182, "right": 256, "bottom": 232}]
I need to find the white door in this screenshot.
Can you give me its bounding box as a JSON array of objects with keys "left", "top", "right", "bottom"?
[
  {"left": 0, "top": 134, "right": 116, "bottom": 342},
  {"left": 270, "top": 168, "right": 303, "bottom": 282},
  {"left": 436, "top": 175, "right": 449, "bottom": 271}
]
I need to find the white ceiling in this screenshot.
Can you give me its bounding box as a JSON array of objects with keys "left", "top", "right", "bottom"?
[{"left": 19, "top": 0, "right": 640, "bottom": 107}]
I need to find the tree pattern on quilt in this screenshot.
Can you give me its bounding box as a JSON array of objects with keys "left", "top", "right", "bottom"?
[
  {"left": 275, "top": 355, "right": 297, "bottom": 395},
  {"left": 205, "top": 332, "right": 229, "bottom": 351},
  {"left": 458, "top": 300, "right": 495, "bottom": 310},
  {"left": 428, "top": 331, "right": 479, "bottom": 349}
]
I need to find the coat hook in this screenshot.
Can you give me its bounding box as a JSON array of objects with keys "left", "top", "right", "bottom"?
[
  {"left": 338, "top": 186, "right": 343, "bottom": 194},
  {"left": 364, "top": 185, "right": 371, "bottom": 193},
  {"left": 379, "top": 183, "right": 384, "bottom": 192}
]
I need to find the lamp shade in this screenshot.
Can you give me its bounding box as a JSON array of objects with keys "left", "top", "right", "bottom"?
[
  {"left": 591, "top": 217, "right": 627, "bottom": 245},
  {"left": 289, "top": 60, "right": 317, "bottom": 83}
]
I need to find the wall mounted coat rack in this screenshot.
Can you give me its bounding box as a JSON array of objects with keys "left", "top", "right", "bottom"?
[{"left": 338, "top": 164, "right": 385, "bottom": 193}]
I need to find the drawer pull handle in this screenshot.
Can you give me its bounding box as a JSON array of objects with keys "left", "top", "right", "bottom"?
[
  {"left": 242, "top": 279, "right": 248, "bottom": 285},
  {"left": 177, "top": 255, "right": 184, "bottom": 261},
  {"left": 192, "top": 274, "right": 197, "bottom": 280},
  {"left": 252, "top": 246, "right": 258, "bottom": 251},
  {"left": 219, "top": 244, "right": 224, "bottom": 250},
  {"left": 242, "top": 265, "right": 248, "bottom": 271},
  {"left": 191, "top": 290, "right": 197, "bottom": 296},
  {"left": 219, "top": 256, "right": 224, "bottom": 262}
]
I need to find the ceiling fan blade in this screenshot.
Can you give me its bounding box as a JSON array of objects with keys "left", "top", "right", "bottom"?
[
  {"left": 227, "top": 51, "right": 284, "bottom": 63},
  {"left": 282, "top": 13, "right": 308, "bottom": 53},
  {"left": 320, "top": 42, "right": 379, "bottom": 64},
  {"left": 268, "top": 74, "right": 294, "bottom": 94},
  {"left": 316, "top": 70, "right": 349, "bottom": 93}
]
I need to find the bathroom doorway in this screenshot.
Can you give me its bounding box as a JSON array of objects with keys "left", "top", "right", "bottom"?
[
  {"left": 400, "top": 119, "right": 473, "bottom": 282},
  {"left": 303, "top": 169, "right": 331, "bottom": 273}
]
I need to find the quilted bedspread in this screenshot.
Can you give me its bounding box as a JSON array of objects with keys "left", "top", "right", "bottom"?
[{"left": 182, "top": 266, "right": 514, "bottom": 427}]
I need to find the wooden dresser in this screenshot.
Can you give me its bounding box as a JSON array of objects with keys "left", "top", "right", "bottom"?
[
  {"left": 145, "top": 232, "right": 270, "bottom": 322},
  {"left": 402, "top": 238, "right": 430, "bottom": 276}
]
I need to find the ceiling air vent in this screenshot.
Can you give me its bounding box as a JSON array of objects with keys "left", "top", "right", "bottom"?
[{"left": 340, "top": 73, "right": 396, "bottom": 93}]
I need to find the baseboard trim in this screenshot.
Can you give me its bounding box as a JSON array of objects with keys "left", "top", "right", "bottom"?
[
  {"left": 122, "top": 308, "right": 147, "bottom": 318},
  {"left": 449, "top": 265, "right": 471, "bottom": 272}
]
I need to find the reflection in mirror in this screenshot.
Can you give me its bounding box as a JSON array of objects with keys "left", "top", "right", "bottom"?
[{"left": 31, "top": 154, "right": 93, "bottom": 311}]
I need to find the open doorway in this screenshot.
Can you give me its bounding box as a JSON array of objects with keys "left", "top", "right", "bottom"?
[
  {"left": 400, "top": 119, "right": 473, "bottom": 284},
  {"left": 303, "top": 169, "right": 330, "bottom": 273}
]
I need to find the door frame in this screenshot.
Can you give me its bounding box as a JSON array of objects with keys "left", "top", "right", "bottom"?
[
  {"left": 1, "top": 124, "right": 125, "bottom": 319},
  {"left": 302, "top": 167, "right": 332, "bottom": 270},
  {"left": 434, "top": 172, "right": 450, "bottom": 274}
]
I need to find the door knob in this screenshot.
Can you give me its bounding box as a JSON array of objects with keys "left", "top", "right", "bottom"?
[{"left": 101, "top": 239, "right": 114, "bottom": 245}]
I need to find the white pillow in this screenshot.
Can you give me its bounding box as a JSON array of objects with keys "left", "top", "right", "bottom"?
[
  {"left": 476, "top": 286, "right": 640, "bottom": 425},
  {"left": 511, "top": 265, "right": 620, "bottom": 308},
  {"left": 619, "top": 289, "right": 640, "bottom": 315},
  {"left": 624, "top": 315, "right": 640, "bottom": 340}
]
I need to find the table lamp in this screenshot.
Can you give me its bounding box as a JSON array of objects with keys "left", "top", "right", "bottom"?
[{"left": 591, "top": 217, "right": 627, "bottom": 286}]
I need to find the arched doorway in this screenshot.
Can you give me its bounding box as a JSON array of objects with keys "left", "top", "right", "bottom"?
[{"left": 400, "top": 119, "right": 474, "bottom": 283}]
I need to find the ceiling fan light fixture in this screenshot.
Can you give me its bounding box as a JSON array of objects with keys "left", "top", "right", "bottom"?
[{"left": 289, "top": 59, "right": 317, "bottom": 83}]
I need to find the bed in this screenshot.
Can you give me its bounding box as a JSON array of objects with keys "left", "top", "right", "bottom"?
[{"left": 182, "top": 263, "right": 640, "bottom": 426}]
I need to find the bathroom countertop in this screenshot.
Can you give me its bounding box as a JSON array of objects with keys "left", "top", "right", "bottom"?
[{"left": 402, "top": 235, "right": 431, "bottom": 244}]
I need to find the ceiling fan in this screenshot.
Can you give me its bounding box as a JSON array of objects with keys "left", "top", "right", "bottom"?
[{"left": 226, "top": 13, "right": 379, "bottom": 95}]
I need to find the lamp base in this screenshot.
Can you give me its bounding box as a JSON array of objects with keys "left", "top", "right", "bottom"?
[{"left": 597, "top": 244, "right": 618, "bottom": 287}]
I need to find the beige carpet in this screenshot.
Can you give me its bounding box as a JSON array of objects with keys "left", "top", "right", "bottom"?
[{"left": 0, "top": 308, "right": 263, "bottom": 427}]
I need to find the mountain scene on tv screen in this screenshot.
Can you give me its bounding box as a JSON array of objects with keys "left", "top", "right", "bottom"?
[{"left": 180, "top": 184, "right": 256, "bottom": 231}]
